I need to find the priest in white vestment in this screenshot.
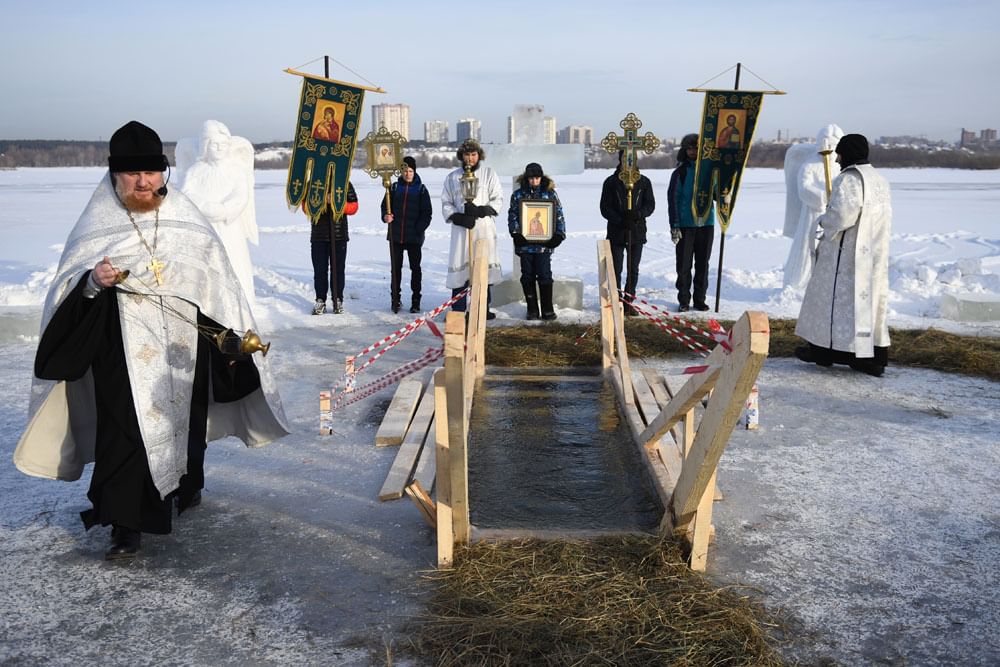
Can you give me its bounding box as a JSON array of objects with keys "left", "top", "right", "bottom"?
[
  {"left": 13, "top": 121, "right": 288, "bottom": 560},
  {"left": 440, "top": 139, "right": 503, "bottom": 317},
  {"left": 795, "top": 134, "right": 892, "bottom": 376}
]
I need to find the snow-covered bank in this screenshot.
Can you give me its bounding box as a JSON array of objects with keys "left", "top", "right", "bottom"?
[{"left": 1, "top": 167, "right": 998, "bottom": 338}]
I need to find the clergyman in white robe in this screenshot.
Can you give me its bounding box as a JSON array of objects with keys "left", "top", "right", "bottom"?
[
  {"left": 795, "top": 134, "right": 892, "bottom": 374},
  {"left": 440, "top": 142, "right": 503, "bottom": 299}
]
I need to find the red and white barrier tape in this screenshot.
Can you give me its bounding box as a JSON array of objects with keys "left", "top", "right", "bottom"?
[
  {"left": 338, "top": 288, "right": 468, "bottom": 388},
  {"left": 333, "top": 346, "right": 444, "bottom": 410},
  {"left": 620, "top": 292, "right": 732, "bottom": 355}
]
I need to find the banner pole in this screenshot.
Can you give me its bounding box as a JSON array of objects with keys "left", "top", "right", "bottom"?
[
  {"left": 323, "top": 55, "right": 340, "bottom": 312},
  {"left": 714, "top": 63, "right": 740, "bottom": 313}
]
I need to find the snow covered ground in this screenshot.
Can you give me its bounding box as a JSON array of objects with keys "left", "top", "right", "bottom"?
[
  {"left": 2, "top": 166, "right": 999, "bottom": 334},
  {"left": 0, "top": 167, "right": 998, "bottom": 665}
]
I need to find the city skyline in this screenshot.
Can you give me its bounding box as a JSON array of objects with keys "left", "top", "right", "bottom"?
[{"left": 1, "top": 1, "right": 997, "bottom": 144}]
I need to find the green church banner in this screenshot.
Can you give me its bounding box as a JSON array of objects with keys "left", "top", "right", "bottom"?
[
  {"left": 285, "top": 72, "right": 365, "bottom": 222},
  {"left": 692, "top": 90, "right": 764, "bottom": 232}
]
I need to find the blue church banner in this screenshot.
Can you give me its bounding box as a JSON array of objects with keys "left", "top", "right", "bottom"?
[
  {"left": 285, "top": 73, "right": 365, "bottom": 222},
  {"left": 692, "top": 90, "right": 764, "bottom": 232}
]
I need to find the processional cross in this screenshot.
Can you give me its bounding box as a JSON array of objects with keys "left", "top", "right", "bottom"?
[{"left": 601, "top": 113, "right": 660, "bottom": 210}]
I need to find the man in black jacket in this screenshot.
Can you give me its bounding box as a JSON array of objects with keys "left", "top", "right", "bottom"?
[{"left": 599, "top": 151, "right": 656, "bottom": 315}]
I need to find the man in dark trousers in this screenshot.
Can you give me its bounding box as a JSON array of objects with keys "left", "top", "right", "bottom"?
[
  {"left": 668, "top": 133, "right": 716, "bottom": 312},
  {"left": 600, "top": 150, "right": 655, "bottom": 315},
  {"left": 382, "top": 156, "right": 432, "bottom": 313},
  {"left": 14, "top": 121, "right": 288, "bottom": 560},
  {"left": 309, "top": 183, "right": 358, "bottom": 314}
]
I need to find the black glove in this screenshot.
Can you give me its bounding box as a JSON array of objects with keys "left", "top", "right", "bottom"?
[
  {"left": 622, "top": 209, "right": 639, "bottom": 226},
  {"left": 464, "top": 202, "right": 498, "bottom": 218},
  {"left": 512, "top": 233, "right": 527, "bottom": 247},
  {"left": 450, "top": 213, "right": 476, "bottom": 229},
  {"left": 545, "top": 234, "right": 565, "bottom": 249}
]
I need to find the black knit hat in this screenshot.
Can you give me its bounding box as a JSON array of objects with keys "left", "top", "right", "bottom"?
[
  {"left": 108, "top": 121, "right": 168, "bottom": 173},
  {"left": 681, "top": 133, "right": 699, "bottom": 150},
  {"left": 836, "top": 133, "right": 869, "bottom": 167},
  {"left": 402, "top": 156, "right": 417, "bottom": 172},
  {"left": 524, "top": 162, "right": 543, "bottom": 178}
]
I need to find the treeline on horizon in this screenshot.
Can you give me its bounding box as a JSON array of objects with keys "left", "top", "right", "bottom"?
[{"left": 3, "top": 139, "right": 1000, "bottom": 170}]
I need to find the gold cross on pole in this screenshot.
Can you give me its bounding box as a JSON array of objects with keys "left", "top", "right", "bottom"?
[
  {"left": 148, "top": 257, "right": 166, "bottom": 286},
  {"left": 601, "top": 113, "right": 660, "bottom": 210}
]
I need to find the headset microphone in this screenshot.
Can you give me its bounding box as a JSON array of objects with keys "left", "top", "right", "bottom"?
[{"left": 156, "top": 164, "right": 171, "bottom": 197}]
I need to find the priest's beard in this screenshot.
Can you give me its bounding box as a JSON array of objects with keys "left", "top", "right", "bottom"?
[{"left": 115, "top": 180, "right": 163, "bottom": 213}]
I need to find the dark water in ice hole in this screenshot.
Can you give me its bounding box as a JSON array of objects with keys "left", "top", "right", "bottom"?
[{"left": 467, "top": 374, "right": 664, "bottom": 531}]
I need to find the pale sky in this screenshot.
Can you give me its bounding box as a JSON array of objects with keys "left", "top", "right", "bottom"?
[{"left": 2, "top": 0, "right": 997, "bottom": 144}]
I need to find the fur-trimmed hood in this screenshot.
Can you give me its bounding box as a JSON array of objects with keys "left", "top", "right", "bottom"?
[{"left": 515, "top": 173, "right": 556, "bottom": 192}]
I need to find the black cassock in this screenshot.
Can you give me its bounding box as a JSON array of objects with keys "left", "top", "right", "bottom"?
[{"left": 34, "top": 273, "right": 261, "bottom": 535}]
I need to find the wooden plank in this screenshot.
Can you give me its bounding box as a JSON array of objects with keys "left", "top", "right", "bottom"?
[
  {"left": 445, "top": 313, "right": 471, "bottom": 547},
  {"left": 642, "top": 369, "right": 686, "bottom": 453},
  {"left": 663, "top": 373, "right": 725, "bottom": 503},
  {"left": 482, "top": 374, "right": 599, "bottom": 383},
  {"left": 601, "top": 242, "right": 633, "bottom": 405},
  {"left": 638, "top": 347, "right": 726, "bottom": 446},
  {"left": 609, "top": 370, "right": 677, "bottom": 510},
  {"left": 473, "top": 241, "right": 488, "bottom": 379},
  {"left": 411, "top": 416, "right": 437, "bottom": 493},
  {"left": 597, "top": 241, "right": 614, "bottom": 370},
  {"left": 673, "top": 312, "right": 769, "bottom": 528},
  {"left": 688, "top": 469, "right": 716, "bottom": 572},
  {"left": 631, "top": 370, "right": 661, "bottom": 426},
  {"left": 472, "top": 527, "right": 653, "bottom": 542},
  {"left": 378, "top": 384, "right": 435, "bottom": 501},
  {"left": 374, "top": 380, "right": 422, "bottom": 447},
  {"left": 433, "top": 368, "right": 453, "bottom": 568},
  {"left": 405, "top": 480, "right": 437, "bottom": 528}
]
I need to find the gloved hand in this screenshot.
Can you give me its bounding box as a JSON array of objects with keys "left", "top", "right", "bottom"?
[
  {"left": 464, "top": 202, "right": 498, "bottom": 218},
  {"left": 671, "top": 228, "right": 682, "bottom": 245},
  {"left": 545, "top": 234, "right": 565, "bottom": 249},
  {"left": 449, "top": 213, "right": 476, "bottom": 229},
  {"left": 511, "top": 233, "right": 527, "bottom": 246}
]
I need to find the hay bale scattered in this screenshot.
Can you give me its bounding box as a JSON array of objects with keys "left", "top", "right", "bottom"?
[{"left": 406, "top": 535, "right": 785, "bottom": 666}]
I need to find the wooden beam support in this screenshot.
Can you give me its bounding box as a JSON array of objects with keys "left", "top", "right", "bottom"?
[
  {"left": 673, "top": 312, "right": 769, "bottom": 529},
  {"left": 638, "top": 352, "right": 725, "bottom": 447},
  {"left": 433, "top": 368, "right": 453, "bottom": 568},
  {"left": 599, "top": 240, "right": 633, "bottom": 405},
  {"left": 405, "top": 480, "right": 437, "bottom": 528},
  {"left": 444, "top": 312, "right": 471, "bottom": 547},
  {"left": 597, "top": 241, "right": 615, "bottom": 370}
]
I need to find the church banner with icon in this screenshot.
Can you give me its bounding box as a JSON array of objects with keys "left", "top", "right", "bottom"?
[
  {"left": 691, "top": 90, "right": 764, "bottom": 231},
  {"left": 285, "top": 74, "right": 365, "bottom": 222}
]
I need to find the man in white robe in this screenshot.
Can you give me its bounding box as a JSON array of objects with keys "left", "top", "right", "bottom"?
[
  {"left": 440, "top": 139, "right": 503, "bottom": 318},
  {"left": 13, "top": 121, "right": 288, "bottom": 560},
  {"left": 794, "top": 134, "right": 892, "bottom": 376},
  {"left": 782, "top": 124, "right": 844, "bottom": 289}
]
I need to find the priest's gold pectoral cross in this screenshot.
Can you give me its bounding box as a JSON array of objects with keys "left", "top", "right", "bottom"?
[
  {"left": 600, "top": 113, "right": 660, "bottom": 210},
  {"left": 148, "top": 257, "right": 165, "bottom": 286}
]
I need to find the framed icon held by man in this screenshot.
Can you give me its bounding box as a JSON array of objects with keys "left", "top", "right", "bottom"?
[{"left": 520, "top": 199, "right": 554, "bottom": 242}]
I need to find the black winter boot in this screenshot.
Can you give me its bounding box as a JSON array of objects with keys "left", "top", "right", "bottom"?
[
  {"left": 524, "top": 286, "right": 540, "bottom": 320},
  {"left": 539, "top": 283, "right": 557, "bottom": 321},
  {"left": 410, "top": 295, "right": 421, "bottom": 314}
]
